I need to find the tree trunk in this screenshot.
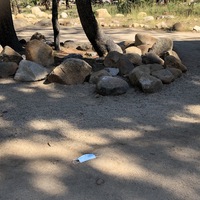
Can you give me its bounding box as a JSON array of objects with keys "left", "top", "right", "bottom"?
[
  {"left": 0, "top": 0, "right": 22, "bottom": 52},
  {"left": 11, "top": 0, "right": 20, "bottom": 15},
  {"left": 52, "top": 0, "right": 60, "bottom": 50},
  {"left": 75, "top": 0, "right": 122, "bottom": 57},
  {"left": 66, "top": 0, "right": 70, "bottom": 9}
]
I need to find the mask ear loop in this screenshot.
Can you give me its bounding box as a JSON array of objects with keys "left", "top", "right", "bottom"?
[{"left": 72, "top": 159, "right": 80, "bottom": 165}]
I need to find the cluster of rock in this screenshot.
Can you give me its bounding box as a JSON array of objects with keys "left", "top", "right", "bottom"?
[
  {"left": 13, "top": 6, "right": 200, "bottom": 32},
  {"left": 96, "top": 9, "right": 200, "bottom": 31},
  {"left": 0, "top": 32, "right": 187, "bottom": 95},
  {"left": 13, "top": 6, "right": 76, "bottom": 30}
]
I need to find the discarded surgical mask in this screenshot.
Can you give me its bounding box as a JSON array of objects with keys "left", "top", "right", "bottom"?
[{"left": 74, "top": 154, "right": 96, "bottom": 164}]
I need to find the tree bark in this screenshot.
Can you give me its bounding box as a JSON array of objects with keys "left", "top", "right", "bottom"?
[
  {"left": 75, "top": 0, "right": 122, "bottom": 57},
  {"left": 11, "top": 0, "right": 20, "bottom": 15},
  {"left": 66, "top": 0, "right": 70, "bottom": 9},
  {"left": 0, "top": 0, "right": 22, "bottom": 52},
  {"left": 52, "top": 0, "right": 60, "bottom": 50}
]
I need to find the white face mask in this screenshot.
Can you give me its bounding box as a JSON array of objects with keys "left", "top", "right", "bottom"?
[{"left": 75, "top": 154, "right": 96, "bottom": 163}]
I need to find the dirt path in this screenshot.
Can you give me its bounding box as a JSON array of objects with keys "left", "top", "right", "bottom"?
[{"left": 0, "top": 26, "right": 200, "bottom": 200}]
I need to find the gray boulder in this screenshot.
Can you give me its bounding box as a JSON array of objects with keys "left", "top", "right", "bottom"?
[
  {"left": 63, "top": 40, "right": 79, "bottom": 49},
  {"left": 117, "top": 56, "right": 135, "bottom": 76},
  {"left": 105, "top": 68, "right": 119, "bottom": 76},
  {"left": 47, "top": 58, "right": 92, "bottom": 85},
  {"left": 124, "top": 53, "right": 142, "bottom": 66},
  {"left": 0, "top": 62, "right": 18, "bottom": 78},
  {"left": 106, "top": 39, "right": 123, "bottom": 54},
  {"left": 167, "top": 68, "right": 182, "bottom": 79},
  {"left": 35, "top": 19, "right": 52, "bottom": 26},
  {"left": 137, "top": 44, "right": 152, "bottom": 55},
  {"left": 164, "top": 55, "right": 187, "bottom": 72},
  {"left": 149, "top": 37, "right": 173, "bottom": 56},
  {"left": 104, "top": 51, "right": 134, "bottom": 75},
  {"left": 149, "top": 64, "right": 164, "bottom": 72},
  {"left": 117, "top": 40, "right": 134, "bottom": 52},
  {"left": 76, "top": 43, "right": 92, "bottom": 51},
  {"left": 0, "top": 46, "right": 23, "bottom": 64},
  {"left": 25, "top": 39, "right": 54, "bottom": 68},
  {"left": 96, "top": 76, "right": 129, "bottom": 95},
  {"left": 125, "top": 46, "right": 142, "bottom": 55},
  {"left": 135, "top": 33, "right": 157, "bottom": 47},
  {"left": 104, "top": 51, "right": 123, "bottom": 67},
  {"left": 151, "top": 68, "right": 174, "bottom": 84},
  {"left": 30, "top": 32, "right": 46, "bottom": 41},
  {"left": 14, "top": 60, "right": 49, "bottom": 82},
  {"left": 142, "top": 52, "right": 164, "bottom": 65},
  {"left": 89, "top": 69, "right": 110, "bottom": 84},
  {"left": 138, "top": 74, "right": 163, "bottom": 93},
  {"left": 172, "top": 22, "right": 184, "bottom": 31},
  {"left": 128, "top": 65, "right": 151, "bottom": 86}
]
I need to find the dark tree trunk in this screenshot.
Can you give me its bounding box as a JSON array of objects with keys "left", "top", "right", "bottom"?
[
  {"left": 66, "top": 0, "right": 70, "bottom": 9},
  {"left": 11, "top": 0, "right": 20, "bottom": 15},
  {"left": 75, "top": 0, "right": 122, "bottom": 57},
  {"left": 41, "top": 0, "right": 51, "bottom": 10},
  {"left": 0, "top": 0, "right": 22, "bottom": 52},
  {"left": 52, "top": 0, "right": 60, "bottom": 50}
]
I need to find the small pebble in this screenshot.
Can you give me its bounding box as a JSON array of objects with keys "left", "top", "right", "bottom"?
[{"left": 96, "top": 178, "right": 105, "bottom": 185}]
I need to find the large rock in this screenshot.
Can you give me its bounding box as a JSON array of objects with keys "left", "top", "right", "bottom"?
[
  {"left": 138, "top": 74, "right": 163, "bottom": 93},
  {"left": 117, "top": 56, "right": 135, "bottom": 75},
  {"left": 96, "top": 76, "right": 129, "bottom": 95},
  {"left": 35, "top": 19, "right": 52, "bottom": 26},
  {"left": 13, "top": 18, "right": 31, "bottom": 30},
  {"left": 104, "top": 51, "right": 134, "bottom": 75},
  {"left": 89, "top": 69, "right": 111, "bottom": 84},
  {"left": 31, "top": 6, "right": 49, "bottom": 18},
  {"left": 14, "top": 60, "right": 50, "bottom": 82},
  {"left": 117, "top": 40, "right": 134, "bottom": 52},
  {"left": 125, "top": 46, "right": 142, "bottom": 55},
  {"left": 60, "top": 12, "right": 68, "bottom": 19},
  {"left": 165, "top": 50, "right": 181, "bottom": 61},
  {"left": 142, "top": 52, "right": 164, "bottom": 65},
  {"left": 95, "top": 9, "right": 111, "bottom": 18},
  {"left": 105, "top": 39, "right": 123, "bottom": 54},
  {"left": 30, "top": 32, "right": 46, "bottom": 41},
  {"left": 124, "top": 53, "right": 142, "bottom": 66},
  {"left": 25, "top": 39, "right": 54, "bottom": 68},
  {"left": 137, "top": 44, "right": 152, "bottom": 55},
  {"left": 168, "top": 68, "right": 182, "bottom": 79},
  {"left": 104, "top": 51, "right": 123, "bottom": 67},
  {"left": 31, "top": 6, "right": 42, "bottom": 15},
  {"left": 47, "top": 58, "right": 92, "bottom": 85},
  {"left": 164, "top": 55, "right": 187, "bottom": 72},
  {"left": 151, "top": 68, "right": 174, "bottom": 84},
  {"left": 128, "top": 65, "right": 151, "bottom": 86},
  {"left": 149, "top": 64, "right": 164, "bottom": 72},
  {"left": 149, "top": 37, "right": 173, "bottom": 56},
  {"left": 193, "top": 25, "right": 200, "bottom": 32},
  {"left": 172, "top": 22, "right": 184, "bottom": 31},
  {"left": 0, "top": 46, "right": 23, "bottom": 64},
  {"left": 144, "top": 16, "right": 154, "bottom": 21},
  {"left": 135, "top": 33, "right": 157, "bottom": 47},
  {"left": 0, "top": 62, "right": 18, "bottom": 78},
  {"left": 63, "top": 40, "right": 80, "bottom": 49}
]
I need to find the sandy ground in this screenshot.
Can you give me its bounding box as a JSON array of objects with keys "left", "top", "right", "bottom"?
[{"left": 0, "top": 26, "right": 200, "bottom": 200}]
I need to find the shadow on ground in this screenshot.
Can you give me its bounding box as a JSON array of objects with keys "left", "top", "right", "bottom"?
[{"left": 0, "top": 39, "right": 200, "bottom": 200}]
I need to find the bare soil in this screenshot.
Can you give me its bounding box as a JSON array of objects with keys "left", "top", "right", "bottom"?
[{"left": 0, "top": 25, "right": 200, "bottom": 200}]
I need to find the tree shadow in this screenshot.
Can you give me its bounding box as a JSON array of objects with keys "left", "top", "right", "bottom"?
[{"left": 0, "top": 39, "right": 200, "bottom": 199}]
